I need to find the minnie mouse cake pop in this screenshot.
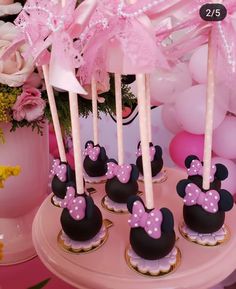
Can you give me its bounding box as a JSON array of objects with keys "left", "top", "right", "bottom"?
[
  {"left": 126, "top": 196, "right": 180, "bottom": 276},
  {"left": 177, "top": 155, "right": 234, "bottom": 246},
  {"left": 50, "top": 159, "right": 76, "bottom": 207},
  {"left": 102, "top": 159, "right": 139, "bottom": 213},
  {"left": 58, "top": 185, "right": 111, "bottom": 253},
  {"left": 136, "top": 142, "right": 167, "bottom": 183},
  {"left": 83, "top": 140, "right": 108, "bottom": 181}
]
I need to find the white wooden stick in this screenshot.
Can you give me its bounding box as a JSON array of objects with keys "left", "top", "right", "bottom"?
[
  {"left": 203, "top": 32, "right": 215, "bottom": 190},
  {"left": 42, "top": 65, "right": 67, "bottom": 162},
  {"left": 115, "top": 73, "right": 124, "bottom": 165},
  {"left": 91, "top": 76, "right": 99, "bottom": 145},
  {"left": 145, "top": 74, "right": 152, "bottom": 143},
  {"left": 69, "top": 92, "right": 84, "bottom": 195},
  {"left": 137, "top": 74, "right": 154, "bottom": 209}
]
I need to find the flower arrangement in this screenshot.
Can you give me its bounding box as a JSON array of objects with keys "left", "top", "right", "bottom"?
[{"left": 0, "top": 165, "right": 21, "bottom": 188}]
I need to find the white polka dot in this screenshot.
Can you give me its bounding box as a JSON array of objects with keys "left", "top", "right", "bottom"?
[
  {"left": 148, "top": 230, "right": 152, "bottom": 235},
  {"left": 154, "top": 228, "right": 158, "bottom": 232},
  {"left": 147, "top": 221, "right": 151, "bottom": 225},
  {"left": 155, "top": 218, "right": 159, "bottom": 222},
  {"left": 134, "top": 214, "right": 138, "bottom": 218}
]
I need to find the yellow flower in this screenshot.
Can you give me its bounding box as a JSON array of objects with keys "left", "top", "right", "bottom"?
[{"left": 0, "top": 165, "right": 21, "bottom": 188}]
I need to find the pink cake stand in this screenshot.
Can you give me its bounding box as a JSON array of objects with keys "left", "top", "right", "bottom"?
[{"left": 32, "top": 168, "right": 236, "bottom": 289}]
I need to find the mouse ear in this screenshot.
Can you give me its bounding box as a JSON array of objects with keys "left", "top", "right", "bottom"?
[
  {"left": 218, "top": 189, "right": 234, "bottom": 212},
  {"left": 137, "top": 141, "right": 141, "bottom": 149},
  {"left": 127, "top": 195, "right": 144, "bottom": 213},
  {"left": 99, "top": 147, "right": 108, "bottom": 161},
  {"left": 215, "top": 164, "right": 228, "bottom": 181},
  {"left": 177, "top": 179, "right": 192, "bottom": 198},
  {"left": 85, "top": 140, "right": 94, "bottom": 148},
  {"left": 106, "top": 158, "right": 118, "bottom": 165},
  {"left": 130, "top": 164, "right": 139, "bottom": 181},
  {"left": 185, "top": 155, "right": 199, "bottom": 168},
  {"left": 160, "top": 208, "right": 174, "bottom": 233},
  {"left": 85, "top": 195, "right": 95, "bottom": 218},
  {"left": 154, "top": 145, "right": 162, "bottom": 159}
]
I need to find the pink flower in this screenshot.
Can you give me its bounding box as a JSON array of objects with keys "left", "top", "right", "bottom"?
[{"left": 12, "top": 87, "right": 46, "bottom": 122}]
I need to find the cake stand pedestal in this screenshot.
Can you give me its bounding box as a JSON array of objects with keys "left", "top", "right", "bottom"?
[{"left": 32, "top": 168, "right": 236, "bottom": 289}]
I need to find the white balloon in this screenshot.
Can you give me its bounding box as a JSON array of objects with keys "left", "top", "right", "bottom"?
[
  {"left": 189, "top": 45, "right": 208, "bottom": 84},
  {"left": 149, "top": 63, "right": 192, "bottom": 105}
]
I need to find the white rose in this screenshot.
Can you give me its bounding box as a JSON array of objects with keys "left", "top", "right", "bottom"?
[
  {"left": 0, "top": 21, "right": 34, "bottom": 87},
  {"left": 0, "top": 0, "right": 22, "bottom": 17}
]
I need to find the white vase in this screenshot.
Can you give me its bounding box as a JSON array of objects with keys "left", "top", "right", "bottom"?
[{"left": 0, "top": 123, "right": 49, "bottom": 265}]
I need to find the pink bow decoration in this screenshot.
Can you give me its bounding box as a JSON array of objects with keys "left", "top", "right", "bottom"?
[
  {"left": 184, "top": 183, "right": 220, "bottom": 213},
  {"left": 2, "top": 0, "right": 97, "bottom": 94},
  {"left": 106, "top": 162, "right": 132, "bottom": 183},
  {"left": 128, "top": 201, "right": 163, "bottom": 239},
  {"left": 158, "top": 0, "right": 236, "bottom": 86},
  {"left": 136, "top": 145, "right": 156, "bottom": 161},
  {"left": 187, "top": 160, "right": 216, "bottom": 182},
  {"left": 78, "top": 0, "right": 170, "bottom": 81},
  {"left": 83, "top": 144, "right": 100, "bottom": 161},
  {"left": 50, "top": 159, "right": 67, "bottom": 182},
  {"left": 61, "top": 186, "right": 86, "bottom": 220}
]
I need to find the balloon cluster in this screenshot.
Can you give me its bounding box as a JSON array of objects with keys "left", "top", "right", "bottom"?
[{"left": 147, "top": 44, "right": 236, "bottom": 196}]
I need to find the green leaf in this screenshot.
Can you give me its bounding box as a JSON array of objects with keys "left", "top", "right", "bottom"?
[{"left": 27, "top": 278, "right": 51, "bottom": 289}]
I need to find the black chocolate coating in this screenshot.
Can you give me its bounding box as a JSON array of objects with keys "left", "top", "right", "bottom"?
[
  {"left": 52, "top": 163, "right": 76, "bottom": 199},
  {"left": 188, "top": 175, "right": 221, "bottom": 191},
  {"left": 130, "top": 228, "right": 176, "bottom": 260},
  {"left": 83, "top": 154, "right": 108, "bottom": 177},
  {"left": 60, "top": 205, "right": 103, "bottom": 241},
  {"left": 183, "top": 205, "right": 225, "bottom": 234},
  {"left": 136, "top": 156, "right": 163, "bottom": 177},
  {"left": 105, "top": 177, "right": 138, "bottom": 203}
]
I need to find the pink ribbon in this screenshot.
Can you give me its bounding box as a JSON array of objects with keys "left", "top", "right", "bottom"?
[
  {"left": 106, "top": 162, "right": 132, "bottom": 183},
  {"left": 158, "top": 0, "right": 236, "bottom": 84},
  {"left": 187, "top": 159, "right": 216, "bottom": 182},
  {"left": 1, "top": 0, "right": 97, "bottom": 94},
  {"left": 83, "top": 143, "right": 100, "bottom": 161},
  {"left": 50, "top": 159, "right": 67, "bottom": 182},
  {"left": 136, "top": 145, "right": 155, "bottom": 162},
  {"left": 128, "top": 200, "right": 163, "bottom": 239},
  {"left": 78, "top": 0, "right": 170, "bottom": 81},
  {"left": 61, "top": 186, "right": 86, "bottom": 220},
  {"left": 184, "top": 183, "right": 220, "bottom": 213}
]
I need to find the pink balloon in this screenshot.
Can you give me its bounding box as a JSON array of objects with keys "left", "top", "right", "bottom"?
[
  {"left": 150, "top": 63, "right": 192, "bottom": 105},
  {"left": 161, "top": 103, "right": 182, "bottom": 134},
  {"left": 212, "top": 157, "right": 236, "bottom": 195},
  {"left": 175, "top": 85, "right": 227, "bottom": 134},
  {"left": 213, "top": 116, "right": 236, "bottom": 159},
  {"left": 169, "top": 131, "right": 204, "bottom": 168},
  {"left": 189, "top": 45, "right": 208, "bottom": 84}
]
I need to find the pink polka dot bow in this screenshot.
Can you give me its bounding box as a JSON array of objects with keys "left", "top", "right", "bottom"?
[
  {"left": 106, "top": 162, "right": 132, "bottom": 184},
  {"left": 83, "top": 144, "right": 100, "bottom": 161},
  {"left": 50, "top": 159, "right": 67, "bottom": 182},
  {"left": 60, "top": 187, "right": 86, "bottom": 220},
  {"left": 128, "top": 201, "right": 163, "bottom": 239},
  {"left": 187, "top": 160, "right": 216, "bottom": 182},
  {"left": 184, "top": 183, "right": 220, "bottom": 213},
  {"left": 136, "top": 146, "right": 156, "bottom": 162}
]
